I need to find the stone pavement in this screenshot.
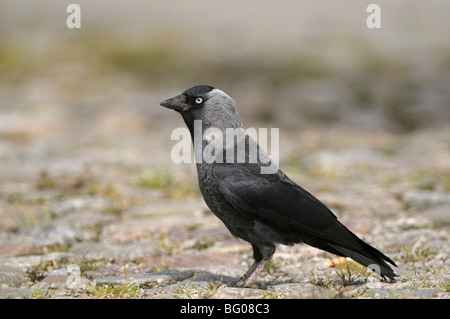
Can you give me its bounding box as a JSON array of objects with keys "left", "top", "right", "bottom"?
[{"left": 0, "top": 102, "right": 449, "bottom": 298}]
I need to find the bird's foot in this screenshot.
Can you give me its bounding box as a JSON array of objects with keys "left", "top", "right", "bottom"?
[
  {"left": 233, "top": 275, "right": 261, "bottom": 288},
  {"left": 234, "top": 276, "right": 247, "bottom": 287}
]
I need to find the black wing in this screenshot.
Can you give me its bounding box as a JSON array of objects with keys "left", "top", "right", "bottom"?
[{"left": 211, "top": 162, "right": 397, "bottom": 279}]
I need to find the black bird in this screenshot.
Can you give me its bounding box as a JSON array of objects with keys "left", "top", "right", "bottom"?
[{"left": 160, "top": 85, "right": 398, "bottom": 286}]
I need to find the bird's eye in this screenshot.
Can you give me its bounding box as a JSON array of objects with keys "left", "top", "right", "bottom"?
[{"left": 195, "top": 97, "right": 204, "bottom": 104}]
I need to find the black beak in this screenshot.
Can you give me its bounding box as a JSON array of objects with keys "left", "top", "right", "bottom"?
[{"left": 160, "top": 94, "right": 190, "bottom": 112}]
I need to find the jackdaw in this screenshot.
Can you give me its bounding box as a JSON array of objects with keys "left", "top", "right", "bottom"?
[{"left": 160, "top": 85, "right": 398, "bottom": 286}]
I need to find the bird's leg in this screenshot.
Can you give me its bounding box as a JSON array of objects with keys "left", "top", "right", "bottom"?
[
  {"left": 236, "top": 258, "right": 271, "bottom": 287},
  {"left": 235, "top": 244, "right": 275, "bottom": 287}
]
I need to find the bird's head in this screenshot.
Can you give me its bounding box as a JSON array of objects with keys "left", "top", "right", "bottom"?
[{"left": 160, "top": 85, "right": 243, "bottom": 130}]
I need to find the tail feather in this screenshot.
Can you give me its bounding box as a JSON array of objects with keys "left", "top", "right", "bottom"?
[
  {"left": 291, "top": 216, "right": 398, "bottom": 280},
  {"left": 329, "top": 243, "right": 398, "bottom": 281}
]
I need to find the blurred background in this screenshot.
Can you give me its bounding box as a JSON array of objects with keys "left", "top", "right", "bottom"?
[
  {"left": 0, "top": 0, "right": 449, "bottom": 226},
  {"left": 0, "top": 1, "right": 449, "bottom": 298}
]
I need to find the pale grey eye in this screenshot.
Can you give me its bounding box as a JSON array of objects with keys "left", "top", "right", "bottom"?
[{"left": 195, "top": 97, "right": 203, "bottom": 104}]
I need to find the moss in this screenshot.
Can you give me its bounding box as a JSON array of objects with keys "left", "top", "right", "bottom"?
[
  {"left": 134, "top": 165, "right": 199, "bottom": 199},
  {"left": 135, "top": 166, "right": 175, "bottom": 190},
  {"left": 408, "top": 169, "right": 450, "bottom": 191},
  {"left": 86, "top": 282, "right": 142, "bottom": 299},
  {"left": 36, "top": 170, "right": 56, "bottom": 190}
]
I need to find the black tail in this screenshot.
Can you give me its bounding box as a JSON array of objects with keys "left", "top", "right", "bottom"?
[
  {"left": 328, "top": 241, "right": 398, "bottom": 281},
  {"left": 300, "top": 220, "right": 399, "bottom": 280}
]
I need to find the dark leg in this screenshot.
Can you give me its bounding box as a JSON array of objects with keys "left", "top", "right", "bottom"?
[{"left": 236, "top": 244, "right": 275, "bottom": 287}]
